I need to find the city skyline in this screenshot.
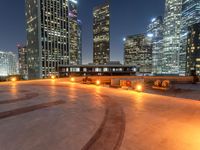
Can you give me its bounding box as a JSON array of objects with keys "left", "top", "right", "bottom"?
[
  {"left": 0, "top": 0, "right": 164, "bottom": 64},
  {"left": 0, "top": 2, "right": 200, "bottom": 149}
]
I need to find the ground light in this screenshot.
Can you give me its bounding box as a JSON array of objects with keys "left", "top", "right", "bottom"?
[
  {"left": 70, "top": 77, "right": 75, "bottom": 82},
  {"left": 11, "top": 77, "right": 17, "bottom": 82},
  {"left": 96, "top": 80, "right": 101, "bottom": 85},
  {"left": 51, "top": 75, "right": 55, "bottom": 80},
  {"left": 135, "top": 84, "right": 143, "bottom": 92}
]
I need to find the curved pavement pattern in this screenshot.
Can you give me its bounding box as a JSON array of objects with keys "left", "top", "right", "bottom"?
[
  {"left": 0, "top": 92, "right": 39, "bottom": 105},
  {"left": 82, "top": 95, "right": 125, "bottom": 150},
  {"left": 0, "top": 79, "right": 200, "bottom": 150}
]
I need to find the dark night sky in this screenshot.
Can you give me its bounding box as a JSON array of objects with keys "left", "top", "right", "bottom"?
[{"left": 0, "top": 0, "right": 165, "bottom": 64}]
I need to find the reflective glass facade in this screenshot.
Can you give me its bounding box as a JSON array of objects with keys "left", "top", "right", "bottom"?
[
  {"left": 186, "top": 23, "right": 200, "bottom": 76},
  {"left": 162, "top": 0, "right": 182, "bottom": 75},
  {"left": 77, "top": 20, "right": 82, "bottom": 65},
  {"left": 180, "top": 0, "right": 200, "bottom": 76},
  {"left": 0, "top": 51, "right": 17, "bottom": 76},
  {"left": 124, "top": 34, "right": 152, "bottom": 74},
  {"left": 18, "top": 46, "right": 28, "bottom": 79},
  {"left": 69, "top": 0, "right": 82, "bottom": 65},
  {"left": 147, "top": 16, "right": 163, "bottom": 75}
]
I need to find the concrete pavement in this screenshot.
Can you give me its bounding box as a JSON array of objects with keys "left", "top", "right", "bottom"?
[{"left": 0, "top": 79, "right": 200, "bottom": 150}]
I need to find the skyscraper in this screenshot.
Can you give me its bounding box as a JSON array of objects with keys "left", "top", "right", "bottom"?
[
  {"left": 0, "top": 50, "right": 17, "bottom": 76},
  {"left": 77, "top": 20, "right": 82, "bottom": 65},
  {"left": 162, "top": 0, "right": 182, "bottom": 75},
  {"left": 69, "top": 0, "right": 82, "bottom": 65},
  {"left": 93, "top": 1, "right": 110, "bottom": 65},
  {"left": 25, "top": 0, "right": 81, "bottom": 79},
  {"left": 18, "top": 45, "right": 28, "bottom": 79},
  {"left": 186, "top": 23, "right": 200, "bottom": 76},
  {"left": 147, "top": 16, "right": 163, "bottom": 75},
  {"left": 124, "top": 34, "right": 152, "bottom": 74},
  {"left": 180, "top": 0, "right": 200, "bottom": 76}
]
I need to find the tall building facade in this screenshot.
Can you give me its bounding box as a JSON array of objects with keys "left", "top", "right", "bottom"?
[
  {"left": 25, "top": 0, "right": 81, "bottom": 79},
  {"left": 0, "top": 51, "right": 17, "bottom": 76},
  {"left": 124, "top": 34, "right": 152, "bottom": 74},
  {"left": 18, "top": 45, "right": 28, "bottom": 79},
  {"left": 180, "top": 0, "right": 200, "bottom": 76},
  {"left": 186, "top": 23, "right": 200, "bottom": 76},
  {"left": 77, "top": 20, "right": 82, "bottom": 65},
  {"left": 69, "top": 1, "right": 82, "bottom": 65},
  {"left": 162, "top": 0, "right": 182, "bottom": 75},
  {"left": 147, "top": 16, "right": 163, "bottom": 75},
  {"left": 93, "top": 2, "right": 110, "bottom": 65}
]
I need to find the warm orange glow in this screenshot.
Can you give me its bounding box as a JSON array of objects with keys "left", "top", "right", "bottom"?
[
  {"left": 96, "top": 80, "right": 101, "bottom": 85},
  {"left": 51, "top": 75, "right": 55, "bottom": 79},
  {"left": 11, "top": 77, "right": 17, "bottom": 82},
  {"left": 136, "top": 84, "right": 143, "bottom": 92},
  {"left": 70, "top": 77, "right": 75, "bottom": 82}
]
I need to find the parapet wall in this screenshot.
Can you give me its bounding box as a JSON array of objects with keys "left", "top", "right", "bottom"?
[{"left": 67, "top": 76, "right": 195, "bottom": 84}]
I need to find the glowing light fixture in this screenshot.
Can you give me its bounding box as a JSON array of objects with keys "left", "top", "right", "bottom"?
[
  {"left": 96, "top": 80, "right": 101, "bottom": 85},
  {"left": 136, "top": 84, "right": 143, "bottom": 92},
  {"left": 11, "top": 77, "right": 17, "bottom": 82},
  {"left": 51, "top": 75, "right": 55, "bottom": 79},
  {"left": 70, "top": 77, "right": 75, "bottom": 82}
]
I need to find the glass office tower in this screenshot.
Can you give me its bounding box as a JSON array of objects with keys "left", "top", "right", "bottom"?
[
  {"left": 93, "top": 2, "right": 110, "bottom": 65},
  {"left": 0, "top": 51, "right": 17, "bottom": 76},
  {"left": 25, "top": 0, "right": 81, "bottom": 79},
  {"left": 180, "top": 0, "right": 200, "bottom": 76},
  {"left": 77, "top": 20, "right": 82, "bottom": 65},
  {"left": 147, "top": 16, "right": 163, "bottom": 75},
  {"left": 186, "top": 23, "right": 200, "bottom": 76},
  {"left": 162, "top": 0, "right": 182, "bottom": 75},
  {"left": 18, "top": 45, "right": 28, "bottom": 79},
  {"left": 124, "top": 34, "right": 152, "bottom": 74},
  {"left": 69, "top": 0, "right": 82, "bottom": 65}
]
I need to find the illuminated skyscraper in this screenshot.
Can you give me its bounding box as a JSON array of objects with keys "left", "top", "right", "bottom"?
[
  {"left": 162, "top": 0, "right": 182, "bottom": 75},
  {"left": 180, "top": 0, "right": 200, "bottom": 76},
  {"left": 25, "top": 0, "right": 81, "bottom": 79},
  {"left": 77, "top": 20, "right": 82, "bottom": 65},
  {"left": 186, "top": 23, "right": 200, "bottom": 76},
  {"left": 147, "top": 16, "right": 163, "bottom": 75},
  {"left": 69, "top": 1, "right": 82, "bottom": 65},
  {"left": 93, "top": 1, "right": 110, "bottom": 65},
  {"left": 124, "top": 34, "right": 152, "bottom": 74},
  {"left": 0, "top": 51, "right": 17, "bottom": 76},
  {"left": 18, "top": 45, "right": 28, "bottom": 79}
]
